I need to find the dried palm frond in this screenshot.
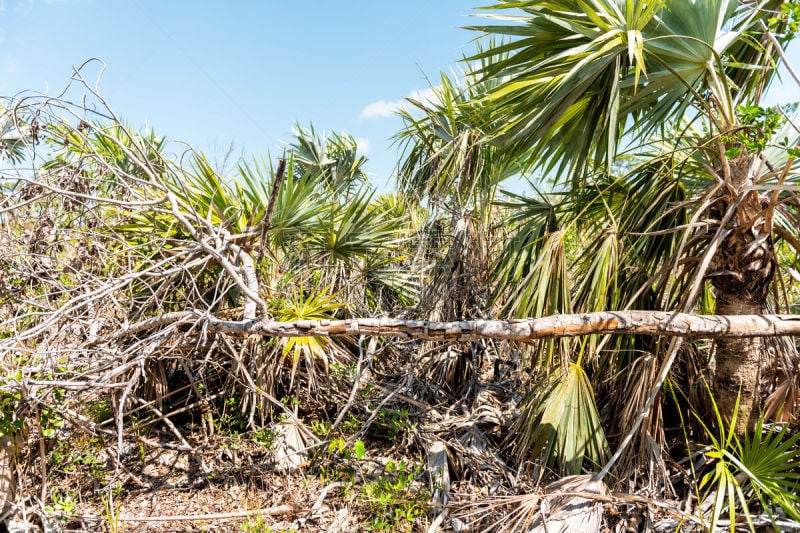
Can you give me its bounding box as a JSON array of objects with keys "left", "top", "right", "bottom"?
[
  {"left": 763, "top": 377, "right": 799, "bottom": 424},
  {"left": 416, "top": 215, "right": 493, "bottom": 323},
  {"left": 426, "top": 440, "right": 450, "bottom": 531},
  {"left": 530, "top": 475, "right": 608, "bottom": 533},
  {"left": 272, "top": 420, "right": 309, "bottom": 473},
  {"left": 415, "top": 344, "right": 480, "bottom": 401},
  {"left": 454, "top": 474, "right": 608, "bottom": 533},
  {"left": 418, "top": 424, "right": 512, "bottom": 488},
  {"left": 603, "top": 348, "right": 666, "bottom": 488}
]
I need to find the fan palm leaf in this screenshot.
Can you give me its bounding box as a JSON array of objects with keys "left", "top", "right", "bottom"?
[
  {"left": 468, "top": 0, "right": 785, "bottom": 178},
  {"left": 237, "top": 157, "right": 326, "bottom": 253},
  {"left": 514, "top": 362, "right": 610, "bottom": 477},
  {"left": 290, "top": 123, "right": 369, "bottom": 194},
  {"left": 305, "top": 189, "right": 406, "bottom": 266}
]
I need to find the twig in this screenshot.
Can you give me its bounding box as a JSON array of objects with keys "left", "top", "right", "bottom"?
[
  {"left": 117, "top": 504, "right": 299, "bottom": 522},
  {"left": 259, "top": 157, "right": 287, "bottom": 257},
  {"left": 311, "top": 482, "right": 344, "bottom": 514},
  {"left": 759, "top": 20, "right": 800, "bottom": 90},
  {"left": 329, "top": 336, "right": 375, "bottom": 433}
]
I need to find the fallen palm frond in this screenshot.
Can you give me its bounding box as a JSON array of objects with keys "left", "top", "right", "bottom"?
[{"left": 453, "top": 475, "right": 609, "bottom": 533}]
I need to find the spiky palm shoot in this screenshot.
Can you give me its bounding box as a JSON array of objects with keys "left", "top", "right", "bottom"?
[{"left": 695, "top": 390, "right": 800, "bottom": 530}]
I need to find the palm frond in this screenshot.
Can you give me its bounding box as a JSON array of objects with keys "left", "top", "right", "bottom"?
[
  {"left": 514, "top": 362, "right": 610, "bottom": 477},
  {"left": 305, "top": 189, "right": 406, "bottom": 266},
  {"left": 0, "top": 104, "right": 29, "bottom": 164},
  {"left": 237, "top": 157, "right": 326, "bottom": 252},
  {"left": 290, "top": 123, "right": 369, "bottom": 193},
  {"left": 695, "top": 389, "right": 800, "bottom": 530},
  {"left": 468, "top": 0, "right": 779, "bottom": 180},
  {"left": 276, "top": 285, "right": 350, "bottom": 382},
  {"left": 395, "top": 73, "right": 501, "bottom": 208}
]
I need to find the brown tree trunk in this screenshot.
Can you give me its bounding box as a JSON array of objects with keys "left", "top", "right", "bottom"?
[
  {"left": 713, "top": 295, "right": 766, "bottom": 434},
  {"left": 706, "top": 151, "right": 776, "bottom": 434}
]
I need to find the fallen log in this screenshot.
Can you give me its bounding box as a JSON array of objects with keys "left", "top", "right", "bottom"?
[{"left": 110, "top": 310, "right": 800, "bottom": 342}]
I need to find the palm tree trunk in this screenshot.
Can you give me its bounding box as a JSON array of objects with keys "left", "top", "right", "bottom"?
[
  {"left": 707, "top": 150, "right": 776, "bottom": 434},
  {"left": 713, "top": 294, "right": 766, "bottom": 434}
]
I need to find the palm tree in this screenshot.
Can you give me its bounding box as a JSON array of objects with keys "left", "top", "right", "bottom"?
[
  {"left": 394, "top": 57, "right": 523, "bottom": 322},
  {"left": 469, "top": 0, "right": 800, "bottom": 447},
  {"left": 289, "top": 123, "right": 369, "bottom": 196}
]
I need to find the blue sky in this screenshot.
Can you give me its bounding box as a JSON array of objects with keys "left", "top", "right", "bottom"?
[
  {"left": 1, "top": 0, "right": 798, "bottom": 192},
  {"left": 1, "top": 0, "right": 485, "bottom": 190}
]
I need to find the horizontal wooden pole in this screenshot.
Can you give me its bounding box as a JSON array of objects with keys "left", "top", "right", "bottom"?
[{"left": 184, "top": 311, "right": 800, "bottom": 341}]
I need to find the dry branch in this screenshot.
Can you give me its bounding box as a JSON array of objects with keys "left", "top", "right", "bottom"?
[
  {"left": 109, "top": 310, "right": 800, "bottom": 342},
  {"left": 118, "top": 504, "right": 299, "bottom": 522}
]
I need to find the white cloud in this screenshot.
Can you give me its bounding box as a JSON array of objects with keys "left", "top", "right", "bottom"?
[
  {"left": 359, "top": 86, "right": 440, "bottom": 119},
  {"left": 355, "top": 137, "right": 370, "bottom": 154}
]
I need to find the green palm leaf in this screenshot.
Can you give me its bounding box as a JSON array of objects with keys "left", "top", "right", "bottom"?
[
  {"left": 237, "top": 157, "right": 326, "bottom": 252},
  {"left": 290, "top": 123, "right": 369, "bottom": 194},
  {"left": 469, "top": 0, "right": 782, "bottom": 178},
  {"left": 515, "top": 362, "right": 610, "bottom": 476},
  {"left": 305, "top": 189, "right": 405, "bottom": 266}
]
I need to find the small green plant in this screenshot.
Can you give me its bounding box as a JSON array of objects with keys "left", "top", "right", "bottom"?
[
  {"left": 360, "top": 459, "right": 429, "bottom": 532},
  {"left": 84, "top": 398, "right": 113, "bottom": 423},
  {"left": 340, "top": 412, "right": 363, "bottom": 435},
  {"left": 373, "top": 408, "right": 410, "bottom": 443},
  {"left": 240, "top": 514, "right": 267, "bottom": 532},
  {"left": 0, "top": 388, "right": 23, "bottom": 437},
  {"left": 280, "top": 395, "right": 300, "bottom": 408},
  {"left": 326, "top": 437, "right": 366, "bottom": 460},
  {"left": 39, "top": 404, "right": 64, "bottom": 438},
  {"left": 101, "top": 489, "right": 125, "bottom": 533},
  {"left": 253, "top": 426, "right": 276, "bottom": 447},
  {"left": 328, "top": 436, "right": 347, "bottom": 455},
  {"left": 241, "top": 514, "right": 298, "bottom": 533},
  {"left": 353, "top": 439, "right": 366, "bottom": 461},
  {"left": 45, "top": 490, "right": 78, "bottom": 522},
  {"left": 214, "top": 394, "right": 248, "bottom": 435},
  {"left": 48, "top": 436, "right": 106, "bottom": 479},
  {"left": 694, "top": 390, "right": 800, "bottom": 531},
  {"left": 329, "top": 362, "right": 355, "bottom": 381},
  {"left": 310, "top": 419, "right": 331, "bottom": 437}
]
